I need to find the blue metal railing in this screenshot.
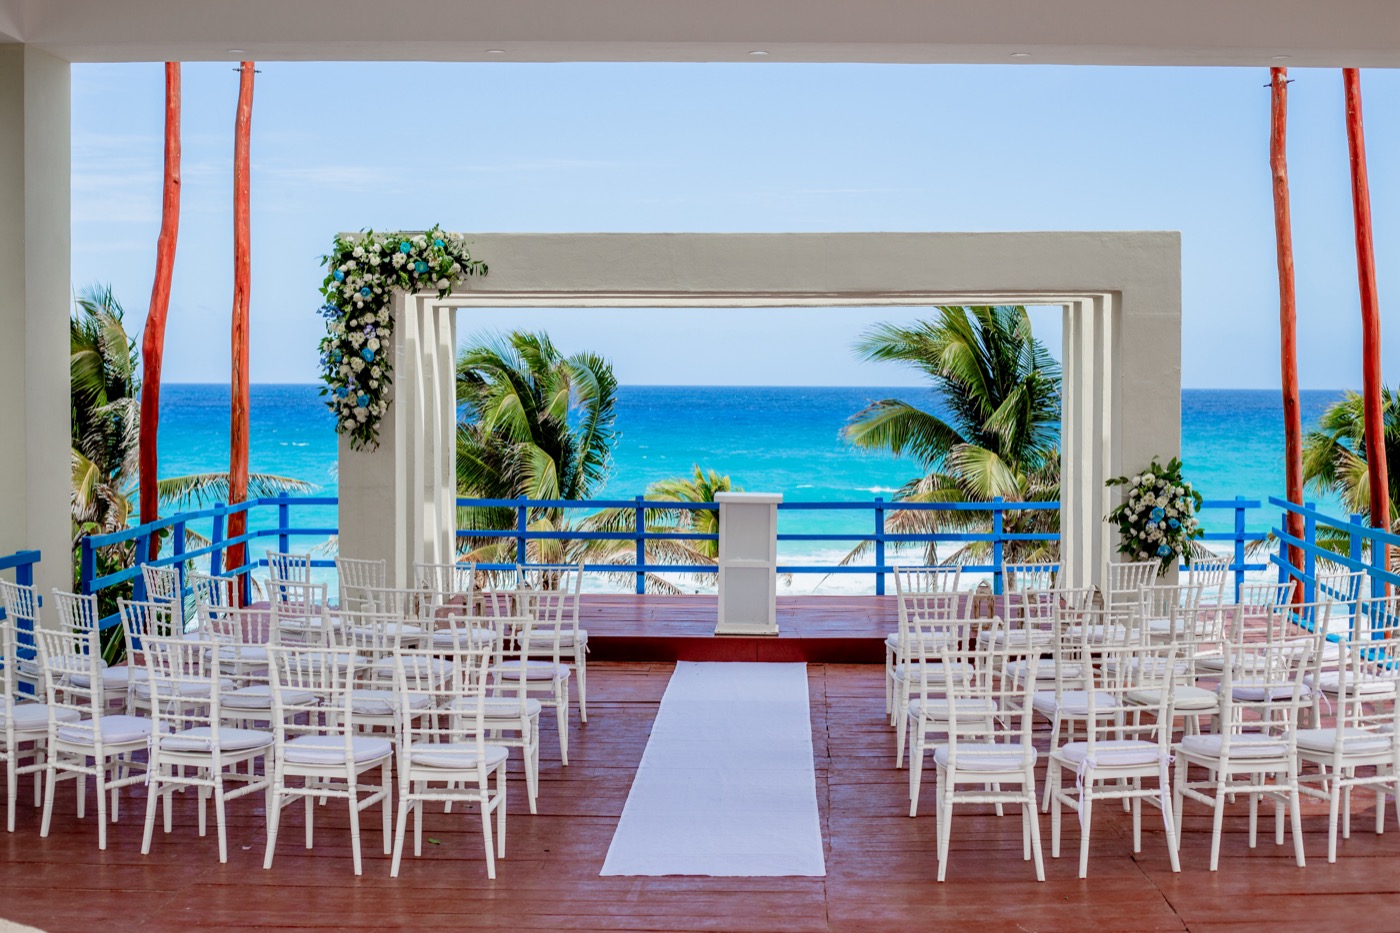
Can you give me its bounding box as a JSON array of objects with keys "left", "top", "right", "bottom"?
[
  {"left": 72, "top": 492, "right": 1277, "bottom": 618},
  {"left": 0, "top": 548, "right": 41, "bottom": 694}
]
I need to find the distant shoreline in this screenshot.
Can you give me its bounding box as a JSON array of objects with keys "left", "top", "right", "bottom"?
[{"left": 162, "top": 382, "right": 1355, "bottom": 392}]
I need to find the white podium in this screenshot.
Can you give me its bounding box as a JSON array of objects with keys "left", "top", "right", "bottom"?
[{"left": 714, "top": 492, "right": 781, "bottom": 636}]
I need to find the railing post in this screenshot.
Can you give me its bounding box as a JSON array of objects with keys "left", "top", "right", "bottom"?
[
  {"left": 210, "top": 502, "right": 226, "bottom": 576},
  {"left": 172, "top": 518, "right": 187, "bottom": 623},
  {"left": 991, "top": 497, "right": 1005, "bottom": 595},
  {"left": 132, "top": 531, "right": 150, "bottom": 602},
  {"left": 1350, "top": 512, "right": 1368, "bottom": 635},
  {"left": 515, "top": 496, "right": 528, "bottom": 568},
  {"left": 15, "top": 553, "right": 34, "bottom": 588},
  {"left": 79, "top": 537, "right": 96, "bottom": 596},
  {"left": 278, "top": 492, "right": 291, "bottom": 557},
  {"left": 1303, "top": 501, "right": 1317, "bottom": 604},
  {"left": 634, "top": 496, "right": 646, "bottom": 595},
  {"left": 1233, "top": 496, "right": 1248, "bottom": 602},
  {"left": 874, "top": 497, "right": 886, "bottom": 596}
]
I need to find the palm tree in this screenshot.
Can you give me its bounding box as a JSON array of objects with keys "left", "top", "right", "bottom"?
[
  {"left": 841, "top": 306, "right": 1061, "bottom": 567},
  {"left": 71, "top": 284, "right": 314, "bottom": 646}
]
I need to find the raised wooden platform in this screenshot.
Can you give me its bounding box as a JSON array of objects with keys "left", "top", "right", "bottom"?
[
  {"left": 5, "top": 662, "right": 1400, "bottom": 931},
  {"left": 581, "top": 594, "right": 902, "bottom": 663}
]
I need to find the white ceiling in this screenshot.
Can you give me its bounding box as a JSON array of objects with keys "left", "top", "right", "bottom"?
[{"left": 1, "top": 0, "right": 1398, "bottom": 67}]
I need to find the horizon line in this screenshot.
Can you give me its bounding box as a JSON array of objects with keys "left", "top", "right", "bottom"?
[{"left": 159, "top": 381, "right": 1353, "bottom": 392}]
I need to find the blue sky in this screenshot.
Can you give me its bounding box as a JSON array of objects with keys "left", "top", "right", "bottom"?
[{"left": 71, "top": 62, "right": 1399, "bottom": 388}]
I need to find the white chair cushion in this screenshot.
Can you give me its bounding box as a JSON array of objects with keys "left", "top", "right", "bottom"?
[
  {"left": 282, "top": 733, "right": 392, "bottom": 765},
  {"left": 1229, "top": 681, "right": 1308, "bottom": 702},
  {"left": 1032, "top": 691, "right": 1119, "bottom": 716},
  {"left": 1126, "top": 685, "right": 1219, "bottom": 711},
  {"left": 349, "top": 689, "right": 433, "bottom": 716},
  {"left": 1065, "top": 624, "right": 1126, "bottom": 643},
  {"left": 448, "top": 696, "right": 544, "bottom": 719},
  {"left": 135, "top": 677, "right": 235, "bottom": 700},
  {"left": 67, "top": 665, "right": 139, "bottom": 690},
  {"left": 44, "top": 655, "right": 108, "bottom": 677},
  {"left": 1304, "top": 672, "right": 1397, "bottom": 696},
  {"left": 212, "top": 645, "right": 269, "bottom": 663},
  {"left": 977, "top": 629, "right": 1053, "bottom": 649},
  {"left": 431, "top": 627, "right": 497, "bottom": 648},
  {"left": 1179, "top": 732, "right": 1289, "bottom": 760},
  {"left": 541, "top": 629, "right": 587, "bottom": 649},
  {"left": 409, "top": 742, "right": 510, "bottom": 770},
  {"left": 1055, "top": 739, "right": 1164, "bottom": 769},
  {"left": 933, "top": 742, "right": 1036, "bottom": 772},
  {"left": 907, "top": 697, "right": 997, "bottom": 720},
  {"left": 160, "top": 726, "right": 273, "bottom": 753},
  {"left": 1195, "top": 654, "right": 1226, "bottom": 672},
  {"left": 884, "top": 632, "right": 951, "bottom": 650},
  {"left": 349, "top": 621, "right": 423, "bottom": 638},
  {"left": 0, "top": 701, "right": 79, "bottom": 731},
  {"left": 891, "top": 661, "right": 971, "bottom": 682},
  {"left": 1292, "top": 726, "right": 1394, "bottom": 756},
  {"left": 220, "top": 684, "right": 317, "bottom": 710},
  {"left": 369, "top": 655, "right": 453, "bottom": 679},
  {"left": 1004, "top": 659, "right": 1080, "bottom": 681},
  {"left": 491, "top": 660, "right": 570, "bottom": 681},
  {"left": 57, "top": 714, "right": 154, "bottom": 746}
]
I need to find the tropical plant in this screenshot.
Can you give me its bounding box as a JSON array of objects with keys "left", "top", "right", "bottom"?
[
  {"left": 840, "top": 305, "right": 1061, "bottom": 567},
  {"left": 70, "top": 284, "right": 314, "bottom": 654}
]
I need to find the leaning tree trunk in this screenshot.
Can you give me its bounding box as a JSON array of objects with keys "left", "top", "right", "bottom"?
[
  {"left": 139, "top": 62, "right": 181, "bottom": 560},
  {"left": 1343, "top": 67, "right": 1390, "bottom": 580},
  {"left": 1269, "top": 67, "right": 1305, "bottom": 582},
  {"left": 227, "top": 61, "right": 254, "bottom": 597}
]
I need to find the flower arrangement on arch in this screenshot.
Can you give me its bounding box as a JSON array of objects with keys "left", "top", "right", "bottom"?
[
  {"left": 1106, "top": 456, "right": 1204, "bottom": 574},
  {"left": 317, "top": 226, "right": 487, "bottom": 449}
]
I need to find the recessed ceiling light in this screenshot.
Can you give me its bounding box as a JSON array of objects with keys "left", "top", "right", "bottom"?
[
  {"left": 227, "top": 49, "right": 246, "bottom": 54},
  {"left": 1271, "top": 54, "right": 1291, "bottom": 60},
  {"left": 485, "top": 49, "right": 506, "bottom": 54},
  {"left": 1010, "top": 51, "right": 1031, "bottom": 58},
  {"left": 748, "top": 50, "right": 770, "bottom": 56}
]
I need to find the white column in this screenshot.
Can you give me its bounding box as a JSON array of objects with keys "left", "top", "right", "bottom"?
[
  {"left": 338, "top": 292, "right": 458, "bottom": 587},
  {"left": 0, "top": 46, "right": 71, "bottom": 601},
  {"left": 715, "top": 492, "right": 781, "bottom": 636}
]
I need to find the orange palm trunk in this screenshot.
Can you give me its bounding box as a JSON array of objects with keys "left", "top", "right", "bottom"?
[
  {"left": 227, "top": 62, "right": 254, "bottom": 592},
  {"left": 1269, "top": 67, "right": 1305, "bottom": 576},
  {"left": 139, "top": 62, "right": 181, "bottom": 560},
  {"left": 1343, "top": 68, "right": 1390, "bottom": 579}
]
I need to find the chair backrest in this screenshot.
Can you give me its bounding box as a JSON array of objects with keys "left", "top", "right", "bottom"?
[
  {"left": 1019, "top": 586, "right": 1093, "bottom": 641},
  {"left": 266, "top": 644, "right": 356, "bottom": 752},
  {"left": 1316, "top": 568, "right": 1366, "bottom": 605},
  {"left": 198, "top": 604, "right": 273, "bottom": 690},
  {"left": 1186, "top": 555, "right": 1230, "bottom": 603},
  {"left": 117, "top": 598, "right": 180, "bottom": 678},
  {"left": 517, "top": 564, "right": 582, "bottom": 663},
  {"left": 51, "top": 590, "right": 101, "bottom": 633},
  {"left": 0, "top": 580, "right": 41, "bottom": 694},
  {"left": 1239, "top": 579, "right": 1296, "bottom": 608},
  {"left": 142, "top": 633, "right": 228, "bottom": 743},
  {"left": 34, "top": 626, "right": 105, "bottom": 739},
  {"left": 0, "top": 610, "right": 19, "bottom": 708},
  {"left": 333, "top": 607, "right": 415, "bottom": 667},
  {"left": 1081, "top": 640, "right": 1178, "bottom": 756},
  {"left": 141, "top": 564, "right": 182, "bottom": 605},
  {"left": 1106, "top": 560, "right": 1158, "bottom": 594},
  {"left": 393, "top": 644, "right": 495, "bottom": 767},
  {"left": 267, "top": 552, "right": 315, "bottom": 586},
  {"left": 937, "top": 622, "right": 1037, "bottom": 770},
  {"left": 1217, "top": 633, "right": 1316, "bottom": 749},
  {"left": 1143, "top": 581, "right": 1206, "bottom": 628},
  {"left": 415, "top": 561, "right": 477, "bottom": 596},
  {"left": 358, "top": 585, "right": 442, "bottom": 621},
  {"left": 268, "top": 580, "right": 332, "bottom": 646},
  {"left": 336, "top": 557, "right": 388, "bottom": 611},
  {"left": 905, "top": 615, "right": 977, "bottom": 698},
  {"left": 893, "top": 565, "right": 963, "bottom": 601},
  {"left": 189, "top": 572, "right": 237, "bottom": 609},
  {"left": 1330, "top": 617, "right": 1400, "bottom": 754},
  {"left": 1003, "top": 561, "right": 1058, "bottom": 593}
]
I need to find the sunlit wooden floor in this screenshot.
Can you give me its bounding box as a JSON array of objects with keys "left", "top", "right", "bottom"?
[{"left": 5, "top": 661, "right": 1400, "bottom": 931}]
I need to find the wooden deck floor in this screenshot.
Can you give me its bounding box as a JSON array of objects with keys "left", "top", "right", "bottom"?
[{"left": 5, "top": 662, "right": 1400, "bottom": 931}]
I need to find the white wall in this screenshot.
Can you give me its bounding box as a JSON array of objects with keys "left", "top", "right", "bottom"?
[{"left": 0, "top": 45, "right": 71, "bottom": 601}]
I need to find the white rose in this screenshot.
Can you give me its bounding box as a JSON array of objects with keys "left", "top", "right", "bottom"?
[
  {"left": 435, "top": 278, "right": 450, "bottom": 290},
  {"left": 369, "top": 380, "right": 378, "bottom": 389},
  {"left": 352, "top": 246, "right": 364, "bottom": 258},
  {"left": 1131, "top": 475, "right": 1142, "bottom": 485},
  {"left": 339, "top": 365, "right": 350, "bottom": 376},
  {"left": 346, "top": 260, "right": 357, "bottom": 271},
  {"left": 450, "top": 262, "right": 462, "bottom": 274},
  {"left": 351, "top": 358, "right": 365, "bottom": 371},
  {"left": 370, "top": 366, "right": 381, "bottom": 377},
  {"left": 1142, "top": 473, "right": 1155, "bottom": 483},
  {"left": 355, "top": 409, "right": 368, "bottom": 422},
  {"left": 367, "top": 338, "right": 380, "bottom": 351},
  {"left": 349, "top": 333, "right": 363, "bottom": 346}
]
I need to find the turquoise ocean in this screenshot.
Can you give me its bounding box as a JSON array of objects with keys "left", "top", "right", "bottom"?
[{"left": 157, "top": 385, "right": 1345, "bottom": 593}]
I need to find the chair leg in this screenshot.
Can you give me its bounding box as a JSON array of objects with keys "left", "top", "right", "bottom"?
[
  {"left": 347, "top": 777, "right": 364, "bottom": 876},
  {"left": 1049, "top": 763, "right": 1062, "bottom": 859},
  {"left": 1209, "top": 781, "right": 1227, "bottom": 872},
  {"left": 390, "top": 793, "right": 410, "bottom": 878},
  {"left": 935, "top": 780, "right": 953, "bottom": 882},
  {"left": 496, "top": 763, "right": 507, "bottom": 858},
  {"left": 908, "top": 734, "right": 924, "bottom": 818},
  {"left": 141, "top": 765, "right": 161, "bottom": 855},
  {"left": 6, "top": 755, "right": 16, "bottom": 833},
  {"left": 895, "top": 705, "right": 909, "bottom": 768},
  {"left": 1289, "top": 783, "right": 1307, "bottom": 868},
  {"left": 263, "top": 783, "right": 282, "bottom": 870},
  {"left": 214, "top": 777, "right": 229, "bottom": 864},
  {"left": 556, "top": 683, "right": 570, "bottom": 766},
  {"left": 95, "top": 768, "right": 108, "bottom": 851},
  {"left": 524, "top": 725, "right": 539, "bottom": 815},
  {"left": 1026, "top": 794, "right": 1046, "bottom": 882},
  {"left": 1160, "top": 781, "right": 1181, "bottom": 874},
  {"left": 1328, "top": 780, "right": 1341, "bottom": 863},
  {"left": 1078, "top": 785, "right": 1093, "bottom": 879},
  {"left": 481, "top": 779, "right": 497, "bottom": 880},
  {"left": 1041, "top": 718, "right": 1062, "bottom": 812},
  {"left": 576, "top": 655, "right": 588, "bottom": 724},
  {"left": 39, "top": 763, "right": 56, "bottom": 838},
  {"left": 382, "top": 760, "right": 394, "bottom": 855}
]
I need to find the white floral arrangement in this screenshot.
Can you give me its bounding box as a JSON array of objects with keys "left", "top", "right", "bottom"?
[
  {"left": 1105, "top": 456, "right": 1204, "bottom": 574},
  {"left": 317, "top": 226, "right": 486, "bottom": 449}
]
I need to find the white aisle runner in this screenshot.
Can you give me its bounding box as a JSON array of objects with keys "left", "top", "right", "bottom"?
[{"left": 601, "top": 662, "right": 826, "bottom": 877}]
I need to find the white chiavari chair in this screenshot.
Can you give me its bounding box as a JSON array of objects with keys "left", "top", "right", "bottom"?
[
  {"left": 904, "top": 615, "right": 979, "bottom": 804},
  {"left": 336, "top": 557, "right": 387, "bottom": 613},
  {"left": 267, "top": 551, "right": 316, "bottom": 586},
  {"left": 1001, "top": 560, "right": 1059, "bottom": 624},
  {"left": 36, "top": 625, "right": 152, "bottom": 850},
  {"left": 269, "top": 580, "right": 336, "bottom": 647},
  {"left": 889, "top": 587, "right": 960, "bottom": 762},
  {"left": 0, "top": 580, "right": 44, "bottom": 696},
  {"left": 391, "top": 644, "right": 509, "bottom": 878},
  {"left": 930, "top": 620, "right": 1045, "bottom": 881},
  {"left": 886, "top": 565, "right": 962, "bottom": 722},
  {"left": 519, "top": 563, "right": 590, "bottom": 723},
  {"left": 51, "top": 591, "right": 127, "bottom": 711},
  {"left": 139, "top": 633, "right": 274, "bottom": 862},
  {"left": 264, "top": 643, "right": 393, "bottom": 876},
  {"left": 1046, "top": 639, "right": 1181, "bottom": 878},
  {"left": 490, "top": 568, "right": 577, "bottom": 765},
  {"left": 2, "top": 607, "right": 78, "bottom": 832}
]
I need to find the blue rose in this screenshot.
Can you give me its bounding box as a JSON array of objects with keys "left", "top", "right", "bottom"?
[
  {"left": 360, "top": 348, "right": 375, "bottom": 361},
  {"left": 399, "top": 241, "right": 413, "bottom": 253},
  {"left": 356, "top": 394, "right": 371, "bottom": 408},
  {"left": 1156, "top": 544, "right": 1172, "bottom": 557},
  {"left": 1149, "top": 507, "right": 1165, "bottom": 521},
  {"left": 414, "top": 260, "right": 428, "bottom": 274},
  {"left": 1168, "top": 518, "right": 1180, "bottom": 529},
  {"left": 333, "top": 269, "right": 345, "bottom": 282},
  {"left": 335, "top": 386, "right": 349, "bottom": 398},
  {"left": 359, "top": 286, "right": 372, "bottom": 297},
  {"left": 433, "top": 238, "right": 445, "bottom": 248},
  {"left": 331, "top": 349, "right": 343, "bottom": 362}
]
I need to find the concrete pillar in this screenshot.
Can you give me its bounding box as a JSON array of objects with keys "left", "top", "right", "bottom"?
[
  {"left": 0, "top": 46, "right": 71, "bottom": 601},
  {"left": 338, "top": 292, "right": 457, "bottom": 587}
]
